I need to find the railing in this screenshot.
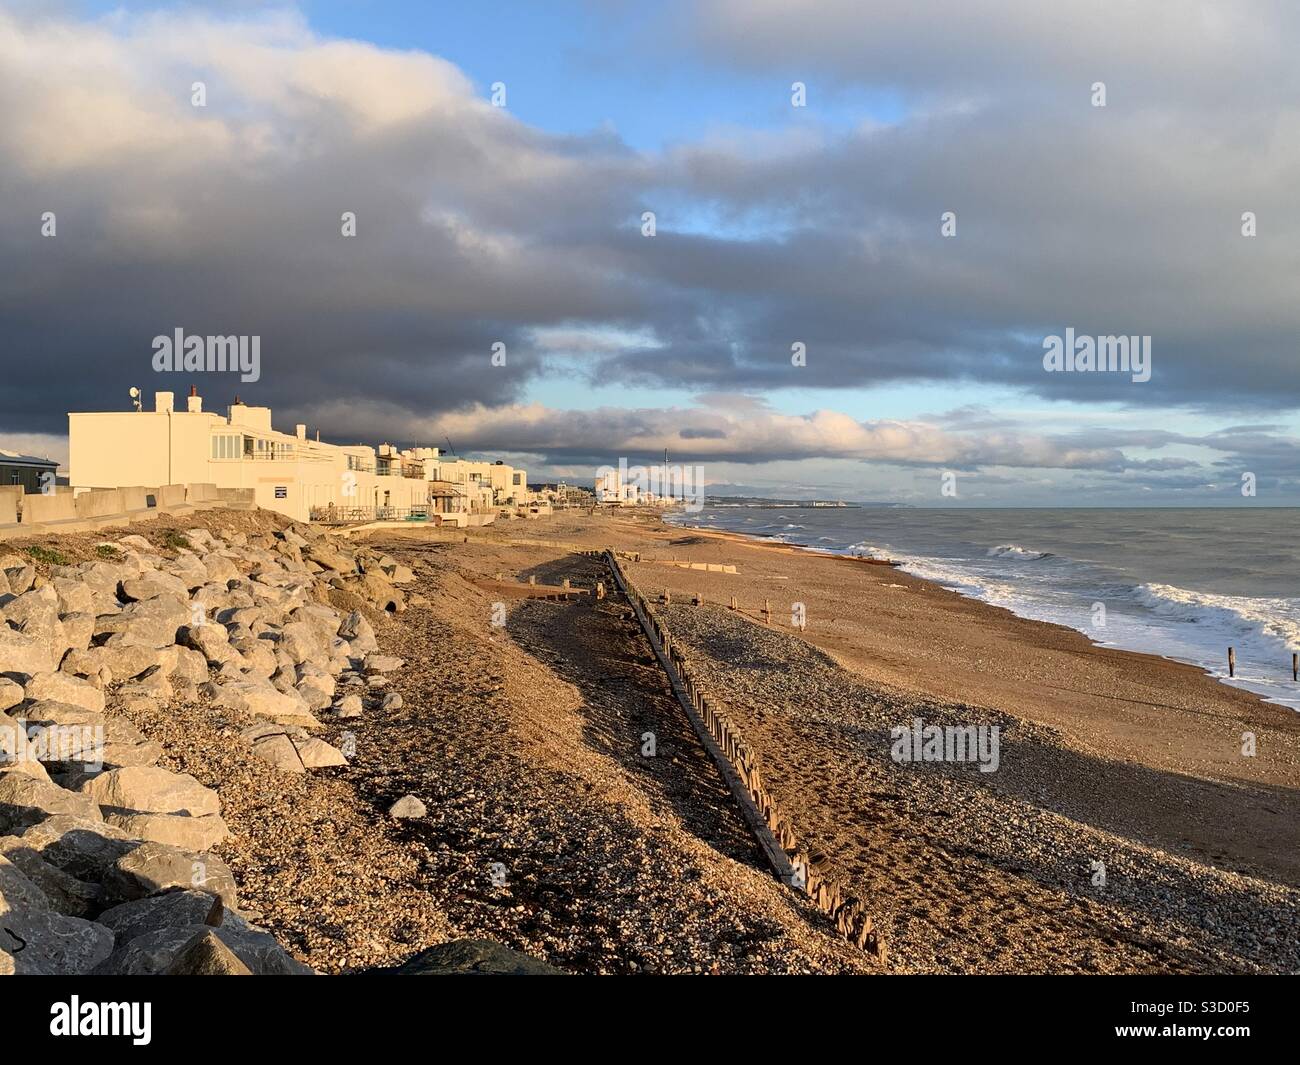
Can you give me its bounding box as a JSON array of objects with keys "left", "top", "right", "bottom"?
[{"left": 309, "top": 505, "right": 431, "bottom": 523}]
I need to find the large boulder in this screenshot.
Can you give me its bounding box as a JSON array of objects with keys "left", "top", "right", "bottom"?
[
  {"left": 102, "top": 840, "right": 238, "bottom": 907},
  {"left": 0, "top": 626, "right": 55, "bottom": 677},
  {"left": 95, "top": 888, "right": 222, "bottom": 943},
  {"left": 164, "top": 553, "right": 209, "bottom": 591},
  {"left": 338, "top": 611, "right": 378, "bottom": 654},
  {"left": 0, "top": 774, "right": 102, "bottom": 834},
  {"left": 23, "top": 671, "right": 105, "bottom": 714},
  {"left": 206, "top": 677, "right": 320, "bottom": 728},
  {"left": 158, "top": 645, "right": 209, "bottom": 685},
  {"left": 119, "top": 570, "right": 190, "bottom": 603},
  {"left": 102, "top": 812, "right": 229, "bottom": 852},
  {"left": 0, "top": 679, "right": 23, "bottom": 713},
  {"left": 94, "top": 596, "right": 189, "bottom": 649},
  {"left": 276, "top": 621, "right": 331, "bottom": 667},
  {"left": 58, "top": 612, "right": 96, "bottom": 655},
  {"left": 165, "top": 929, "right": 252, "bottom": 975},
  {"left": 178, "top": 623, "right": 240, "bottom": 666},
  {"left": 0, "top": 716, "right": 51, "bottom": 782},
  {"left": 92, "top": 915, "right": 311, "bottom": 975},
  {"left": 0, "top": 854, "right": 114, "bottom": 975},
  {"left": 19, "top": 814, "right": 138, "bottom": 881},
  {"left": 76, "top": 766, "right": 221, "bottom": 818},
  {"left": 51, "top": 578, "right": 95, "bottom": 617},
  {"left": 201, "top": 554, "right": 241, "bottom": 584},
  {"left": 0, "top": 835, "right": 101, "bottom": 917},
  {"left": 305, "top": 545, "right": 357, "bottom": 574},
  {"left": 60, "top": 644, "right": 162, "bottom": 683}
]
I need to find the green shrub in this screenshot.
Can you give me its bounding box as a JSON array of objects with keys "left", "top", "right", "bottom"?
[
  {"left": 161, "top": 530, "right": 192, "bottom": 552},
  {"left": 25, "top": 545, "right": 69, "bottom": 566}
]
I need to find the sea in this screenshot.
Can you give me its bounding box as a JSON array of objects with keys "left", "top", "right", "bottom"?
[{"left": 666, "top": 505, "right": 1300, "bottom": 710}]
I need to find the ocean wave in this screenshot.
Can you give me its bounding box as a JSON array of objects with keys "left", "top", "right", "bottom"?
[
  {"left": 1134, "top": 582, "right": 1300, "bottom": 651},
  {"left": 844, "top": 540, "right": 892, "bottom": 560},
  {"left": 987, "top": 543, "right": 1053, "bottom": 561}
]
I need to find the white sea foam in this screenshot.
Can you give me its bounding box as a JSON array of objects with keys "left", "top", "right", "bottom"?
[
  {"left": 987, "top": 543, "right": 1052, "bottom": 560},
  {"left": 1135, "top": 582, "right": 1300, "bottom": 652}
]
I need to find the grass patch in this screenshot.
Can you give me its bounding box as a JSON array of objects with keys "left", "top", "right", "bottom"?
[
  {"left": 161, "top": 530, "right": 192, "bottom": 552},
  {"left": 25, "top": 545, "right": 69, "bottom": 567},
  {"left": 95, "top": 544, "right": 123, "bottom": 560}
]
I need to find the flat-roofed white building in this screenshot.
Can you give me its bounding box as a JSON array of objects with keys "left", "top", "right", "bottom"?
[{"left": 69, "top": 389, "right": 430, "bottom": 523}]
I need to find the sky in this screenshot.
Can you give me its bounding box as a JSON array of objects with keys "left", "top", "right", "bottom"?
[{"left": 2, "top": 0, "right": 1299, "bottom": 505}]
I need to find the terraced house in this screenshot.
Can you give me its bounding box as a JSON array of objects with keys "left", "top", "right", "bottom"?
[{"left": 67, "top": 389, "right": 518, "bottom": 526}]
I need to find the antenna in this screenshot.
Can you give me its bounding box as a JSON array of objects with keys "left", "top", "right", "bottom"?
[
  {"left": 444, "top": 435, "right": 458, "bottom": 457},
  {"left": 128, "top": 386, "right": 142, "bottom": 412}
]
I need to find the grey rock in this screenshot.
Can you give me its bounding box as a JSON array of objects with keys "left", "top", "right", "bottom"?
[
  {"left": 0, "top": 855, "right": 114, "bottom": 975},
  {"left": 95, "top": 888, "right": 223, "bottom": 944},
  {"left": 384, "top": 939, "right": 562, "bottom": 975},
  {"left": 0, "top": 836, "right": 101, "bottom": 917},
  {"left": 103, "top": 840, "right": 238, "bottom": 907},
  {"left": 165, "top": 929, "right": 252, "bottom": 975},
  {"left": 19, "top": 814, "right": 137, "bottom": 881},
  {"left": 94, "top": 917, "right": 311, "bottom": 975}
]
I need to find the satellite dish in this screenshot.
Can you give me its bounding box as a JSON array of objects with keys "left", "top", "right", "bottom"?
[{"left": 129, "top": 387, "right": 140, "bottom": 398}]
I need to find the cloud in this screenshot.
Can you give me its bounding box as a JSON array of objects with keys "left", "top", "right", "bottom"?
[
  {"left": 1, "top": 1, "right": 1298, "bottom": 504},
  {"left": 290, "top": 393, "right": 1144, "bottom": 471}
]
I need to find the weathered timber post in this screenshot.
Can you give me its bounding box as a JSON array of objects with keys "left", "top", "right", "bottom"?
[{"left": 1228, "top": 646, "right": 1236, "bottom": 677}]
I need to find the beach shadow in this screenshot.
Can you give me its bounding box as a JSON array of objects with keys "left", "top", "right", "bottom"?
[{"left": 506, "top": 555, "right": 765, "bottom": 870}]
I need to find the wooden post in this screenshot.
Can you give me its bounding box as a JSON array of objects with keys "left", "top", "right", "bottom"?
[
  {"left": 1228, "top": 647, "right": 1236, "bottom": 677},
  {"left": 763, "top": 599, "right": 771, "bottom": 625},
  {"left": 664, "top": 588, "right": 670, "bottom": 604},
  {"left": 1293, "top": 652, "right": 1297, "bottom": 682},
  {"left": 730, "top": 595, "right": 737, "bottom": 611},
  {"left": 528, "top": 575, "right": 536, "bottom": 586}
]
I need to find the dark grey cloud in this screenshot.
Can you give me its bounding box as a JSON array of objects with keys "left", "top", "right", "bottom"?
[{"left": 1, "top": 1, "right": 1299, "bottom": 466}]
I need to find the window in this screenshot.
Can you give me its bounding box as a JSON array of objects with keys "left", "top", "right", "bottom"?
[
  {"left": 211, "top": 435, "right": 240, "bottom": 460},
  {"left": 513, "top": 472, "right": 523, "bottom": 485}
]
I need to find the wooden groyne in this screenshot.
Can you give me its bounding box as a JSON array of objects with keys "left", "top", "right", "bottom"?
[{"left": 599, "top": 549, "right": 884, "bottom": 962}]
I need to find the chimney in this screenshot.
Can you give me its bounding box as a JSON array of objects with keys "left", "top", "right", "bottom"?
[
  {"left": 155, "top": 391, "right": 174, "bottom": 414},
  {"left": 186, "top": 385, "right": 202, "bottom": 413},
  {"left": 295, "top": 424, "right": 306, "bottom": 440}
]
